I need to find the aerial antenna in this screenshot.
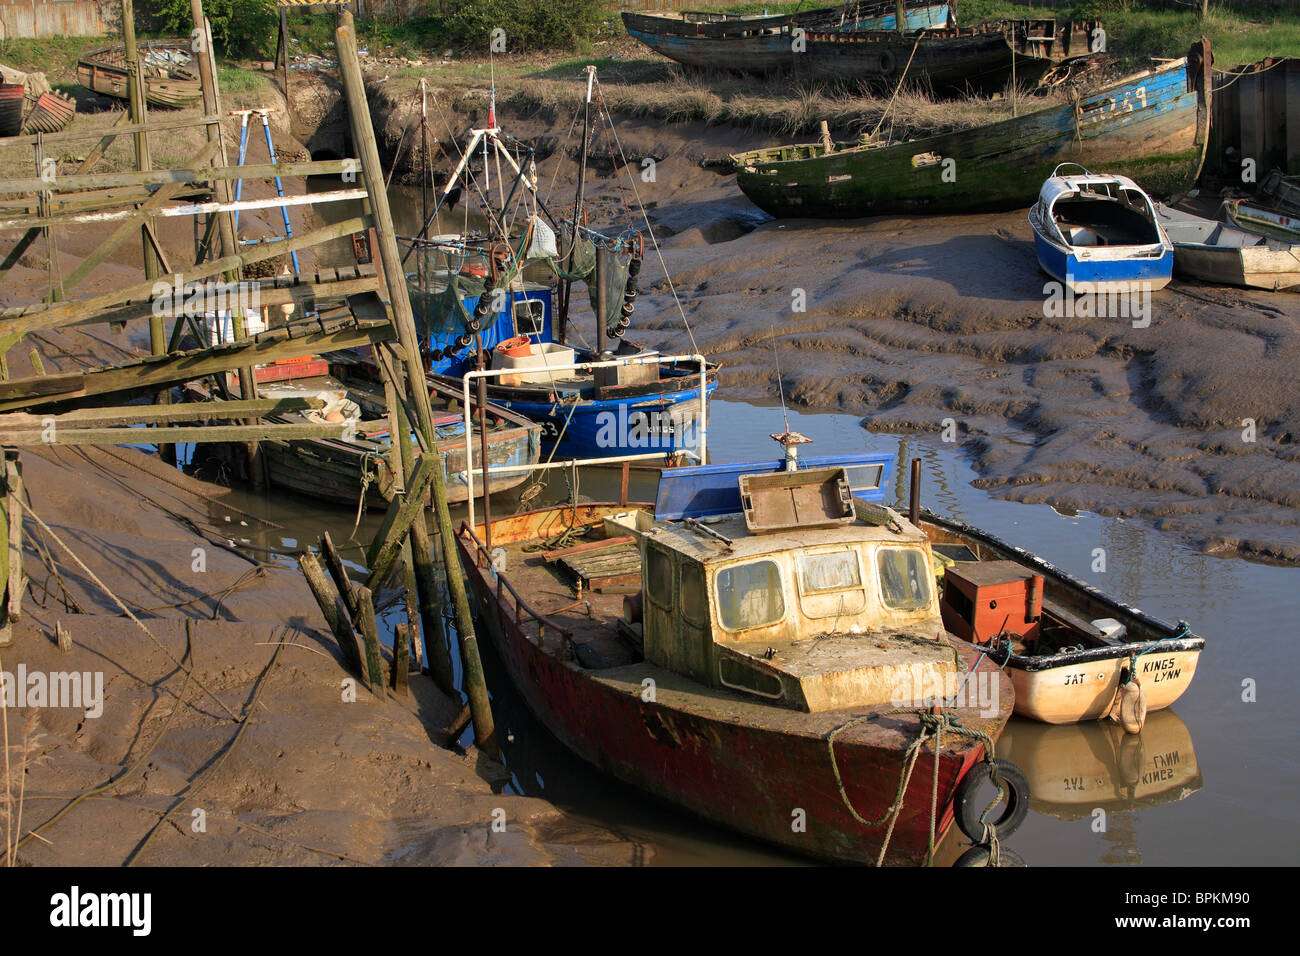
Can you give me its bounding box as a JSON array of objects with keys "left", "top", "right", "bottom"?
[{"left": 769, "top": 316, "right": 810, "bottom": 471}]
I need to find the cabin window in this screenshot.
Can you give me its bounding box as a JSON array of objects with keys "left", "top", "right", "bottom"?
[
  {"left": 514, "top": 298, "right": 545, "bottom": 336},
  {"left": 877, "top": 548, "right": 931, "bottom": 611},
  {"left": 681, "top": 561, "right": 708, "bottom": 626},
  {"left": 646, "top": 545, "right": 672, "bottom": 608},
  {"left": 798, "top": 549, "right": 867, "bottom": 620},
  {"left": 715, "top": 560, "right": 785, "bottom": 632},
  {"left": 800, "top": 550, "right": 861, "bottom": 592}
]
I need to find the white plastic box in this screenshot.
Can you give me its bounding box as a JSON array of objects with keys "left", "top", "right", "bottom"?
[{"left": 495, "top": 342, "right": 577, "bottom": 385}]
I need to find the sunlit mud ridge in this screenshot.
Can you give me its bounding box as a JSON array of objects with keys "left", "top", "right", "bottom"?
[{"left": 467, "top": 104, "right": 1300, "bottom": 565}]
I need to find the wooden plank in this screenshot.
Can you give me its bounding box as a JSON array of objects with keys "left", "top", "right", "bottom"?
[
  {"left": 0, "top": 396, "right": 325, "bottom": 430},
  {"left": 0, "top": 188, "right": 367, "bottom": 233},
  {"left": 0, "top": 319, "right": 396, "bottom": 412},
  {"left": 0, "top": 422, "right": 352, "bottom": 446},
  {"left": 543, "top": 535, "right": 634, "bottom": 563},
  {"left": 0, "top": 113, "right": 216, "bottom": 150},
  {"left": 298, "top": 549, "right": 365, "bottom": 679},
  {"left": 0, "top": 158, "right": 362, "bottom": 196}
]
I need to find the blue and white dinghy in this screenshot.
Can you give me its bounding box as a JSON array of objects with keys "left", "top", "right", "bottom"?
[{"left": 1028, "top": 164, "right": 1174, "bottom": 294}]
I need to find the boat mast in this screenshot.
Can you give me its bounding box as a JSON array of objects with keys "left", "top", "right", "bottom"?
[{"left": 559, "top": 64, "right": 596, "bottom": 347}]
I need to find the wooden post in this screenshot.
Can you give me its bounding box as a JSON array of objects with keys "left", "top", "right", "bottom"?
[
  {"left": 909, "top": 457, "right": 921, "bottom": 527},
  {"left": 895, "top": 0, "right": 906, "bottom": 35},
  {"left": 122, "top": 0, "right": 172, "bottom": 462},
  {"left": 0, "top": 451, "right": 10, "bottom": 647},
  {"left": 278, "top": 7, "right": 291, "bottom": 99},
  {"left": 354, "top": 585, "right": 386, "bottom": 690},
  {"left": 320, "top": 530, "right": 359, "bottom": 618},
  {"left": 5, "top": 452, "right": 21, "bottom": 629},
  {"left": 298, "top": 550, "right": 365, "bottom": 679},
  {"left": 337, "top": 10, "right": 497, "bottom": 756},
  {"left": 391, "top": 621, "right": 410, "bottom": 693}
]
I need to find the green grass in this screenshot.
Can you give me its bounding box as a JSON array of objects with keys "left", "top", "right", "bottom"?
[{"left": 217, "top": 66, "right": 271, "bottom": 94}]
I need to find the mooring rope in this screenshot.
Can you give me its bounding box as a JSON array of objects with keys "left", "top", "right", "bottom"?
[{"left": 827, "top": 709, "right": 997, "bottom": 866}]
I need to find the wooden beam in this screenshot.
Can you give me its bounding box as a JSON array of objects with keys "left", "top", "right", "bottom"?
[
  {"left": 0, "top": 159, "right": 361, "bottom": 196},
  {"left": 0, "top": 188, "right": 367, "bottom": 233},
  {"left": 73, "top": 274, "right": 382, "bottom": 331},
  {"left": 0, "top": 113, "right": 215, "bottom": 151},
  {"left": 0, "top": 319, "right": 396, "bottom": 412},
  {"left": 0, "top": 421, "right": 352, "bottom": 446},
  {"left": 0, "top": 396, "right": 325, "bottom": 430},
  {"left": 363, "top": 454, "right": 438, "bottom": 588}
]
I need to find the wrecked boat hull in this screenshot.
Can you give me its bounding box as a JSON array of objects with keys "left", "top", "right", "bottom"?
[{"left": 733, "top": 45, "right": 1211, "bottom": 218}]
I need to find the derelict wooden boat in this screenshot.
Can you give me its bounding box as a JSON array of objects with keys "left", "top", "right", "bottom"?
[
  {"left": 456, "top": 441, "right": 1027, "bottom": 865},
  {"left": 77, "top": 39, "right": 204, "bottom": 110},
  {"left": 621, "top": 0, "right": 954, "bottom": 73},
  {"left": 626, "top": 10, "right": 1094, "bottom": 93},
  {"left": 732, "top": 42, "right": 1212, "bottom": 218},
  {"left": 919, "top": 508, "right": 1205, "bottom": 727},
  {"left": 998, "top": 710, "right": 1201, "bottom": 821},
  {"left": 1029, "top": 164, "right": 1173, "bottom": 294},
  {"left": 1155, "top": 203, "right": 1300, "bottom": 290},
  {"left": 187, "top": 362, "right": 540, "bottom": 508}
]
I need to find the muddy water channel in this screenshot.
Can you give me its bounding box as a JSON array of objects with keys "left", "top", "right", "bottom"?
[{"left": 202, "top": 394, "right": 1298, "bottom": 866}]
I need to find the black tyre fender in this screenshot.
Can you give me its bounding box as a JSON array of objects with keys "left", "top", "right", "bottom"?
[
  {"left": 953, "top": 844, "right": 1027, "bottom": 867},
  {"left": 954, "top": 757, "right": 1030, "bottom": 841},
  {"left": 878, "top": 49, "right": 896, "bottom": 75}
]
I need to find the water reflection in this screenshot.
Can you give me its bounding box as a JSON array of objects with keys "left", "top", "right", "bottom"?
[{"left": 1000, "top": 710, "right": 1201, "bottom": 864}]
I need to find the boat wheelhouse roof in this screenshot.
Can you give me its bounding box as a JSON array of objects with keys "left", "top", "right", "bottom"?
[{"left": 645, "top": 509, "right": 928, "bottom": 567}]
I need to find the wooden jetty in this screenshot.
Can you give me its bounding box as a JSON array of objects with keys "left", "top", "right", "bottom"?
[{"left": 0, "top": 3, "right": 498, "bottom": 753}]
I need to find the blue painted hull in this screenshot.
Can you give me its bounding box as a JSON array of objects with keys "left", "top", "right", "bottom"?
[
  {"left": 496, "top": 376, "right": 718, "bottom": 460},
  {"left": 1033, "top": 230, "right": 1174, "bottom": 293}
]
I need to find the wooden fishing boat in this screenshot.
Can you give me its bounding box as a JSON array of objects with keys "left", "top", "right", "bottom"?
[
  {"left": 622, "top": 0, "right": 954, "bottom": 72},
  {"left": 1155, "top": 203, "right": 1300, "bottom": 290},
  {"left": 186, "top": 360, "right": 541, "bottom": 508},
  {"left": 626, "top": 10, "right": 1095, "bottom": 93},
  {"left": 403, "top": 71, "right": 718, "bottom": 462},
  {"left": 455, "top": 438, "right": 1026, "bottom": 865},
  {"left": 1029, "top": 165, "right": 1173, "bottom": 293},
  {"left": 919, "top": 508, "right": 1205, "bottom": 728},
  {"left": 77, "top": 40, "right": 204, "bottom": 110},
  {"left": 998, "top": 710, "right": 1201, "bottom": 821},
  {"left": 732, "top": 42, "right": 1212, "bottom": 218}
]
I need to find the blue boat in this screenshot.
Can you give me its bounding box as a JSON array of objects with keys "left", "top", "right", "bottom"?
[
  {"left": 1028, "top": 164, "right": 1174, "bottom": 294},
  {"left": 408, "top": 244, "right": 716, "bottom": 462},
  {"left": 402, "top": 71, "right": 717, "bottom": 464}
]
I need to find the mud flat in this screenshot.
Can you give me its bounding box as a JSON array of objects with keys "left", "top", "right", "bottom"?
[{"left": 470, "top": 104, "right": 1300, "bottom": 565}]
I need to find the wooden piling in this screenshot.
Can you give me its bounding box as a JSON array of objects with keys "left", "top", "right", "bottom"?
[
  {"left": 337, "top": 10, "right": 497, "bottom": 755},
  {"left": 55, "top": 621, "right": 72, "bottom": 653},
  {"left": 391, "top": 621, "right": 410, "bottom": 694},
  {"left": 354, "top": 585, "right": 386, "bottom": 691},
  {"left": 298, "top": 549, "right": 364, "bottom": 679},
  {"left": 320, "top": 530, "right": 358, "bottom": 618}
]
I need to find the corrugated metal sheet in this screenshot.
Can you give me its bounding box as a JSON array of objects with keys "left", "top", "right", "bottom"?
[
  {"left": 0, "top": 1, "right": 109, "bottom": 39},
  {"left": 1209, "top": 57, "right": 1300, "bottom": 178}
]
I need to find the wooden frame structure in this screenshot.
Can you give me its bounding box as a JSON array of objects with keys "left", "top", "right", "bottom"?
[{"left": 0, "top": 5, "right": 498, "bottom": 750}]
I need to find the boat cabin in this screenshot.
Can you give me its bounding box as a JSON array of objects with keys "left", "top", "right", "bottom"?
[{"left": 620, "top": 453, "right": 957, "bottom": 713}]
